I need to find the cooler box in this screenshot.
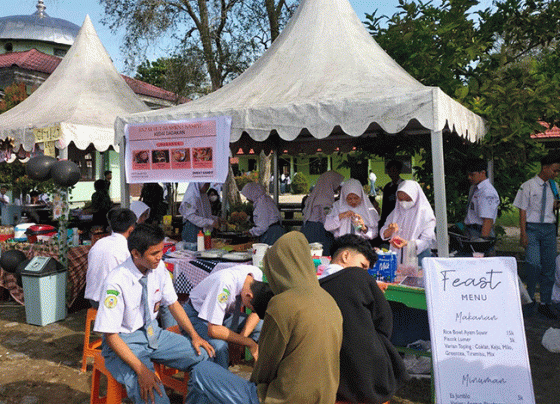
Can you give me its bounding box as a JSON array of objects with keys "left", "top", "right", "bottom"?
[
  {"left": 14, "top": 222, "right": 36, "bottom": 242},
  {"left": 20, "top": 256, "right": 67, "bottom": 326},
  {"left": 26, "top": 225, "right": 57, "bottom": 243}
]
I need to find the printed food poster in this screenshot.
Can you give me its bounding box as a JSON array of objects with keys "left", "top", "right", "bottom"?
[
  {"left": 423, "top": 257, "right": 535, "bottom": 404},
  {"left": 124, "top": 116, "right": 231, "bottom": 184}
]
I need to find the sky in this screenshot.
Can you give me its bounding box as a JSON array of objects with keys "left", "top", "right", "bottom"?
[{"left": 3, "top": 0, "right": 494, "bottom": 73}]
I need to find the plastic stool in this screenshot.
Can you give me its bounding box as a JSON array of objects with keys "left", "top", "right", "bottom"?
[
  {"left": 90, "top": 351, "right": 127, "bottom": 404},
  {"left": 82, "top": 308, "right": 103, "bottom": 372},
  {"left": 152, "top": 325, "right": 190, "bottom": 399}
]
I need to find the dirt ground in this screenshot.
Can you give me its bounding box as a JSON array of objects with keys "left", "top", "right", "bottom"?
[
  {"left": 0, "top": 298, "right": 559, "bottom": 404},
  {"left": 1, "top": 226, "right": 559, "bottom": 404}
]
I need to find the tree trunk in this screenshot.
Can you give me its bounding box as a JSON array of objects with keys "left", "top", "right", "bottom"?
[
  {"left": 258, "top": 150, "right": 272, "bottom": 192},
  {"left": 225, "top": 164, "right": 241, "bottom": 207}
]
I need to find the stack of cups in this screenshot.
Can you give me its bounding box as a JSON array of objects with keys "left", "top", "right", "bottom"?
[{"left": 252, "top": 243, "right": 269, "bottom": 270}]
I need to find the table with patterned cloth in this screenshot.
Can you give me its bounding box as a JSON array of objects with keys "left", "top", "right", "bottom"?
[
  {"left": 0, "top": 242, "right": 91, "bottom": 307},
  {"left": 164, "top": 253, "right": 250, "bottom": 295}
]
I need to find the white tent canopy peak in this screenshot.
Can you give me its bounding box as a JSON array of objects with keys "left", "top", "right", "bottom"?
[{"left": 0, "top": 15, "right": 149, "bottom": 152}]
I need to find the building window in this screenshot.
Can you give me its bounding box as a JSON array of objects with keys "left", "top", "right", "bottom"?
[
  {"left": 309, "top": 157, "right": 328, "bottom": 175},
  {"left": 68, "top": 144, "right": 96, "bottom": 181}
]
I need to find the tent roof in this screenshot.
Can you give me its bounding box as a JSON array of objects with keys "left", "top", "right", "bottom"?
[
  {"left": 0, "top": 15, "right": 149, "bottom": 152},
  {"left": 115, "top": 0, "right": 486, "bottom": 151}
]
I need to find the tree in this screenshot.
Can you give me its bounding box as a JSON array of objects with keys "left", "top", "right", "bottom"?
[
  {"left": 100, "top": 0, "right": 297, "bottom": 90},
  {"left": 365, "top": 0, "right": 560, "bottom": 222},
  {"left": 0, "top": 82, "right": 28, "bottom": 113},
  {"left": 135, "top": 50, "right": 210, "bottom": 101}
]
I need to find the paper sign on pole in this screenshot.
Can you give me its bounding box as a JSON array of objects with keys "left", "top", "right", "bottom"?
[
  {"left": 423, "top": 257, "right": 535, "bottom": 404},
  {"left": 33, "top": 125, "right": 61, "bottom": 157},
  {"left": 124, "top": 116, "right": 231, "bottom": 184}
]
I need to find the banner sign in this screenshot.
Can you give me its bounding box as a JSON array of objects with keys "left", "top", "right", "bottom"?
[
  {"left": 423, "top": 257, "right": 535, "bottom": 404},
  {"left": 124, "top": 116, "right": 231, "bottom": 184}
]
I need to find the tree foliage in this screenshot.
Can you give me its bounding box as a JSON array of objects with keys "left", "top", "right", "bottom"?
[
  {"left": 100, "top": 0, "right": 297, "bottom": 90},
  {"left": 365, "top": 0, "right": 560, "bottom": 222},
  {"left": 135, "top": 50, "right": 209, "bottom": 100},
  {"left": 0, "top": 82, "right": 28, "bottom": 113}
]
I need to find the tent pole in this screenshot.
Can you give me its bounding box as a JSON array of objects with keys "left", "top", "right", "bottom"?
[
  {"left": 119, "top": 136, "right": 130, "bottom": 208},
  {"left": 273, "top": 150, "right": 279, "bottom": 203},
  {"left": 430, "top": 130, "right": 449, "bottom": 258}
]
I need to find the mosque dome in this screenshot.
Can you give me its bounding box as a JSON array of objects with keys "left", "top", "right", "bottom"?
[{"left": 0, "top": 0, "right": 79, "bottom": 47}]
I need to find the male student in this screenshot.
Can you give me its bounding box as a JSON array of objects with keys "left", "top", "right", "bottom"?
[
  {"left": 94, "top": 224, "right": 215, "bottom": 404},
  {"left": 185, "top": 232, "right": 343, "bottom": 404},
  {"left": 85, "top": 208, "right": 137, "bottom": 308},
  {"left": 320, "top": 234, "right": 409, "bottom": 403},
  {"left": 513, "top": 153, "right": 560, "bottom": 320},
  {"left": 464, "top": 159, "right": 500, "bottom": 240},
  {"left": 182, "top": 264, "right": 264, "bottom": 368}
]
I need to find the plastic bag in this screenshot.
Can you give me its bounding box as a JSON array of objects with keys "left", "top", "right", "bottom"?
[{"left": 542, "top": 327, "right": 560, "bottom": 353}]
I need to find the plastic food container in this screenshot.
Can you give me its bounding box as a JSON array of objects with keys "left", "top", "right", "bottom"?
[
  {"left": 14, "top": 223, "right": 36, "bottom": 241},
  {"left": 26, "top": 225, "right": 57, "bottom": 243}
]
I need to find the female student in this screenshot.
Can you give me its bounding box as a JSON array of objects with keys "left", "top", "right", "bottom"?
[
  {"left": 241, "top": 182, "right": 285, "bottom": 245},
  {"left": 180, "top": 182, "right": 219, "bottom": 243},
  {"left": 380, "top": 180, "right": 436, "bottom": 264},
  {"left": 324, "top": 179, "right": 379, "bottom": 240},
  {"left": 300, "top": 171, "right": 344, "bottom": 253}
]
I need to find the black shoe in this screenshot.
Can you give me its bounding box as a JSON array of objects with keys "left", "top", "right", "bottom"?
[{"left": 538, "top": 304, "right": 559, "bottom": 320}]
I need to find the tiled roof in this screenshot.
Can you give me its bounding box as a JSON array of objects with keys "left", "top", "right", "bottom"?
[
  {"left": 0, "top": 48, "right": 60, "bottom": 74},
  {"left": 532, "top": 122, "right": 560, "bottom": 139},
  {"left": 121, "top": 75, "right": 187, "bottom": 103},
  {"left": 0, "top": 49, "right": 186, "bottom": 102}
]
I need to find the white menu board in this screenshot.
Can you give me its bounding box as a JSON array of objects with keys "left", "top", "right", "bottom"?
[
  {"left": 423, "top": 257, "right": 535, "bottom": 404},
  {"left": 124, "top": 116, "right": 231, "bottom": 184}
]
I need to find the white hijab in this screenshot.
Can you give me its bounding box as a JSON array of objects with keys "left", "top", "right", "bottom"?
[
  {"left": 302, "top": 171, "right": 344, "bottom": 222},
  {"left": 240, "top": 182, "right": 266, "bottom": 202},
  {"left": 180, "top": 182, "right": 212, "bottom": 218},
  {"left": 387, "top": 180, "right": 436, "bottom": 243},
  {"left": 336, "top": 178, "right": 379, "bottom": 234},
  {"left": 130, "top": 201, "right": 150, "bottom": 222}
]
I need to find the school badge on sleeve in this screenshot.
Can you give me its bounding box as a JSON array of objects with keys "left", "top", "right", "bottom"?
[
  {"left": 217, "top": 288, "right": 231, "bottom": 304},
  {"left": 104, "top": 295, "right": 118, "bottom": 309}
]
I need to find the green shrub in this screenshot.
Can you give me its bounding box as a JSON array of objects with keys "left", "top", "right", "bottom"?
[{"left": 291, "top": 172, "right": 309, "bottom": 194}]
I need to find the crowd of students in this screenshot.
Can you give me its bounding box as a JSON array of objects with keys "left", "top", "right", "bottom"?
[
  {"left": 89, "top": 220, "right": 409, "bottom": 403},
  {"left": 87, "top": 159, "right": 516, "bottom": 403}
]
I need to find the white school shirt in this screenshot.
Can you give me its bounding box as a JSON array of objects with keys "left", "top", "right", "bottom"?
[
  {"left": 464, "top": 178, "right": 500, "bottom": 225},
  {"left": 189, "top": 265, "right": 263, "bottom": 325},
  {"left": 94, "top": 258, "right": 177, "bottom": 334},
  {"left": 85, "top": 232, "right": 130, "bottom": 302},
  {"left": 513, "top": 176, "right": 558, "bottom": 223},
  {"left": 317, "top": 263, "right": 344, "bottom": 280}
]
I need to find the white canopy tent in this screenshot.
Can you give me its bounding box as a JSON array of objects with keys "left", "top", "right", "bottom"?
[
  {"left": 0, "top": 15, "right": 149, "bottom": 154},
  {"left": 114, "top": 0, "right": 487, "bottom": 257}
]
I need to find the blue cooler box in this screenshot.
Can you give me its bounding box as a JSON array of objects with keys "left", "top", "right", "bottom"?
[
  {"left": 368, "top": 251, "right": 397, "bottom": 282},
  {"left": 20, "top": 256, "right": 67, "bottom": 326}
]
